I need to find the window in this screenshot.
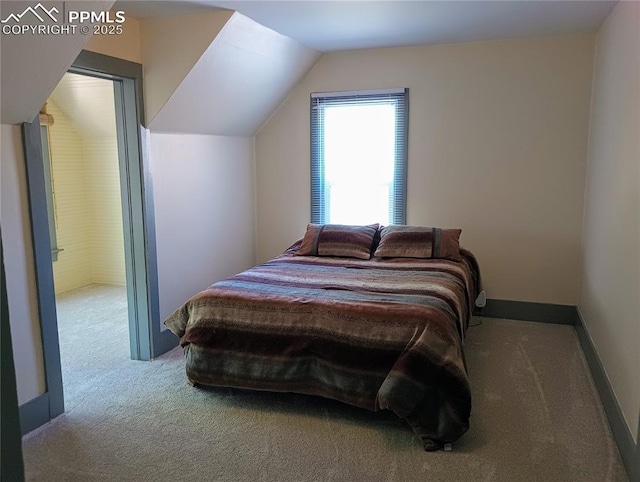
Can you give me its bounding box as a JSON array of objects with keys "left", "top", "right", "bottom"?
[
  {"left": 311, "top": 89, "right": 408, "bottom": 225},
  {"left": 40, "top": 123, "right": 62, "bottom": 262}
]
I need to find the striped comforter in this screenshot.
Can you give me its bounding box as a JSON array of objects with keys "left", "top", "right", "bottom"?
[{"left": 165, "top": 242, "right": 481, "bottom": 450}]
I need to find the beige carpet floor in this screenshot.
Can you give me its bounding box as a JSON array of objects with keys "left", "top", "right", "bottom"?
[
  {"left": 22, "top": 289, "right": 628, "bottom": 481},
  {"left": 54, "top": 284, "right": 130, "bottom": 412}
]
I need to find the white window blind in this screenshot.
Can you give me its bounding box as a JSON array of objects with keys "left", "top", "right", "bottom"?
[{"left": 310, "top": 88, "right": 408, "bottom": 225}]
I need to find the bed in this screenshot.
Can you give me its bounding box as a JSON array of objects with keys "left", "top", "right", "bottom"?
[{"left": 165, "top": 224, "right": 481, "bottom": 450}]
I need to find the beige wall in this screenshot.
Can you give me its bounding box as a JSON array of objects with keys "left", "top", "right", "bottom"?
[
  {"left": 48, "top": 87, "right": 126, "bottom": 294},
  {"left": 148, "top": 133, "right": 256, "bottom": 325},
  {"left": 255, "top": 33, "right": 595, "bottom": 305},
  {"left": 84, "top": 12, "right": 142, "bottom": 64},
  {"left": 0, "top": 1, "right": 115, "bottom": 124},
  {"left": 97, "top": 17, "right": 263, "bottom": 324},
  {"left": 147, "top": 12, "right": 321, "bottom": 136},
  {"left": 84, "top": 135, "right": 126, "bottom": 286},
  {"left": 1, "top": 124, "right": 47, "bottom": 404},
  {"left": 47, "top": 101, "right": 93, "bottom": 293},
  {"left": 0, "top": 1, "right": 114, "bottom": 407},
  {"left": 579, "top": 1, "right": 640, "bottom": 443},
  {"left": 139, "top": 11, "right": 233, "bottom": 125}
]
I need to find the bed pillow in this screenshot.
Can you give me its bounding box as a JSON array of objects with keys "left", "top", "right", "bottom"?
[
  {"left": 296, "top": 223, "right": 380, "bottom": 260},
  {"left": 374, "top": 225, "right": 462, "bottom": 261}
]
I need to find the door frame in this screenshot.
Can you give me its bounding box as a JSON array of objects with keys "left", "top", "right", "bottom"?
[
  {"left": 1, "top": 230, "right": 26, "bottom": 480},
  {"left": 20, "top": 50, "right": 177, "bottom": 434}
]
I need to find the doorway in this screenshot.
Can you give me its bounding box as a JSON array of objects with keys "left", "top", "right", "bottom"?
[
  {"left": 21, "top": 51, "right": 177, "bottom": 432},
  {"left": 42, "top": 72, "right": 131, "bottom": 410}
]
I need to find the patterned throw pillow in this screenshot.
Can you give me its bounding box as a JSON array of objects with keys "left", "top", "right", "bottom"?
[
  {"left": 374, "top": 225, "right": 462, "bottom": 261},
  {"left": 296, "top": 223, "right": 380, "bottom": 260}
]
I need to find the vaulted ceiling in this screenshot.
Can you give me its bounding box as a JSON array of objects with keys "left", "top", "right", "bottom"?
[
  {"left": 1, "top": 1, "right": 320, "bottom": 137},
  {"left": 0, "top": 0, "right": 115, "bottom": 125},
  {"left": 48, "top": 73, "right": 116, "bottom": 140},
  {"left": 145, "top": 12, "right": 320, "bottom": 136},
  {"left": 1, "top": 1, "right": 616, "bottom": 134},
  {"left": 119, "top": 0, "right": 617, "bottom": 51}
]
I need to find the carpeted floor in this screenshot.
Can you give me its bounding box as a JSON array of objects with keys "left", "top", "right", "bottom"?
[
  {"left": 22, "top": 292, "right": 628, "bottom": 481},
  {"left": 54, "top": 284, "right": 130, "bottom": 412}
]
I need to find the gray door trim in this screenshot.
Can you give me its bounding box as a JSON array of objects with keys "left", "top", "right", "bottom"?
[
  {"left": 69, "top": 51, "right": 178, "bottom": 359},
  {"left": 112, "top": 78, "right": 143, "bottom": 360},
  {"left": 1, "top": 230, "right": 26, "bottom": 481},
  {"left": 137, "top": 127, "right": 177, "bottom": 357},
  {"left": 20, "top": 50, "right": 177, "bottom": 433},
  {"left": 70, "top": 51, "right": 176, "bottom": 358},
  {"left": 21, "top": 118, "right": 65, "bottom": 420},
  {"left": 634, "top": 414, "right": 639, "bottom": 482},
  {"left": 72, "top": 50, "right": 145, "bottom": 125}
]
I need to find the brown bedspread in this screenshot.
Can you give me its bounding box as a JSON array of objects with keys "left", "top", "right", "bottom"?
[{"left": 165, "top": 242, "right": 481, "bottom": 450}]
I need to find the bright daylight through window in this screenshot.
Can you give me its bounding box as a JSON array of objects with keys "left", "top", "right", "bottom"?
[{"left": 311, "top": 89, "right": 408, "bottom": 226}]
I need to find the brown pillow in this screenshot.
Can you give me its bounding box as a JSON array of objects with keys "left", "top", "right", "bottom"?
[
  {"left": 296, "top": 223, "right": 380, "bottom": 260},
  {"left": 374, "top": 225, "right": 462, "bottom": 261}
]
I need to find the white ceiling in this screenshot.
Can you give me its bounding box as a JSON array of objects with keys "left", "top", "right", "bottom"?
[
  {"left": 116, "top": 0, "right": 617, "bottom": 52},
  {"left": 148, "top": 12, "right": 321, "bottom": 136},
  {"left": 49, "top": 73, "right": 117, "bottom": 140},
  {"left": 0, "top": 0, "right": 116, "bottom": 124}
]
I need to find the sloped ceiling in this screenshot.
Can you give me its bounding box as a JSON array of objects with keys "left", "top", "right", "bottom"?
[
  {"left": 48, "top": 72, "right": 116, "bottom": 140},
  {"left": 121, "top": 0, "right": 617, "bottom": 52},
  {"left": 0, "top": 0, "right": 115, "bottom": 125},
  {"left": 139, "top": 9, "right": 234, "bottom": 126},
  {"left": 145, "top": 12, "right": 321, "bottom": 136}
]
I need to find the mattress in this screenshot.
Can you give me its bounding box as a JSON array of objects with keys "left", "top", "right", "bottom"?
[{"left": 165, "top": 241, "right": 481, "bottom": 450}]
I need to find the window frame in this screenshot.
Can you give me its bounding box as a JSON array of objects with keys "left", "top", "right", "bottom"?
[
  {"left": 39, "top": 124, "right": 62, "bottom": 262},
  {"left": 310, "top": 88, "right": 408, "bottom": 225}
]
